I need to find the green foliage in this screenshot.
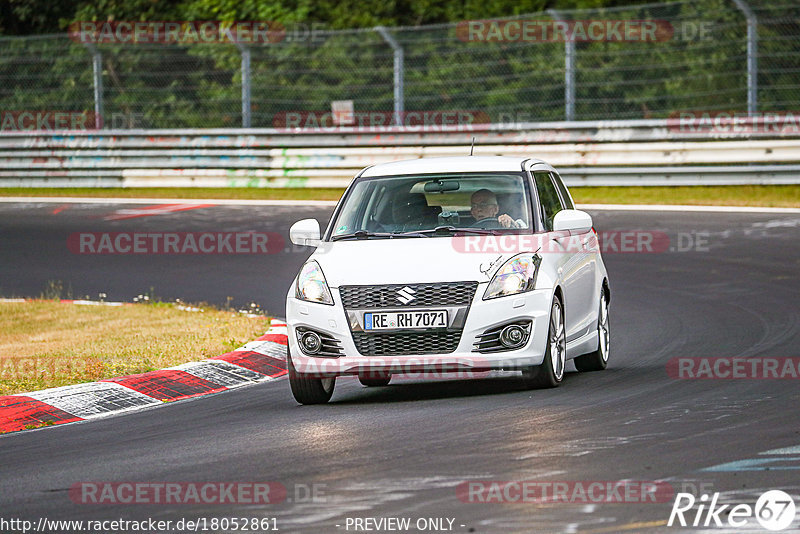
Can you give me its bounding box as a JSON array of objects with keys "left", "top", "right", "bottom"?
[{"left": 0, "top": 0, "right": 798, "bottom": 126}]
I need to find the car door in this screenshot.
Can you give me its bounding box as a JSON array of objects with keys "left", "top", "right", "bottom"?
[
  {"left": 552, "top": 171, "right": 598, "bottom": 341},
  {"left": 533, "top": 171, "right": 595, "bottom": 343}
]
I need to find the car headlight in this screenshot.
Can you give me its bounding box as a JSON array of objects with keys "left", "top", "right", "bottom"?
[
  {"left": 483, "top": 253, "right": 541, "bottom": 300},
  {"left": 295, "top": 260, "right": 334, "bottom": 305}
]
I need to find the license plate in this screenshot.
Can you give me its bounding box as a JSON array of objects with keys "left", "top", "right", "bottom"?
[{"left": 364, "top": 310, "right": 448, "bottom": 330}]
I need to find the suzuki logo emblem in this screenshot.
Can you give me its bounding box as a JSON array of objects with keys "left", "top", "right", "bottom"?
[{"left": 396, "top": 286, "right": 416, "bottom": 304}]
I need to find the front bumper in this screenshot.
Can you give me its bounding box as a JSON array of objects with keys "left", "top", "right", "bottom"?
[{"left": 286, "top": 284, "right": 552, "bottom": 377}]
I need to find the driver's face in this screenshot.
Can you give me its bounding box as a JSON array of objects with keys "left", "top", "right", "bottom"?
[{"left": 470, "top": 191, "right": 499, "bottom": 220}]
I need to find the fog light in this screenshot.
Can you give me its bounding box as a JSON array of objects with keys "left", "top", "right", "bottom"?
[
  {"left": 499, "top": 324, "right": 526, "bottom": 348},
  {"left": 300, "top": 331, "right": 322, "bottom": 354}
]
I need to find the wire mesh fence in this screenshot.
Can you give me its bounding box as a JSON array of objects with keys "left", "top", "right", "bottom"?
[{"left": 0, "top": 0, "right": 798, "bottom": 130}]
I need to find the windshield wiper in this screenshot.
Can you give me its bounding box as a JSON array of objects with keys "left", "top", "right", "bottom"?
[
  {"left": 331, "top": 230, "right": 395, "bottom": 241},
  {"left": 389, "top": 230, "right": 431, "bottom": 237},
  {"left": 333, "top": 226, "right": 499, "bottom": 241},
  {"left": 398, "top": 226, "right": 501, "bottom": 236}
]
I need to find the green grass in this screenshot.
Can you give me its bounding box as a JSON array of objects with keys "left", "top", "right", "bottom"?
[
  {"left": 570, "top": 185, "right": 800, "bottom": 208},
  {"left": 0, "top": 300, "right": 270, "bottom": 395},
  {"left": 0, "top": 185, "right": 799, "bottom": 207}
]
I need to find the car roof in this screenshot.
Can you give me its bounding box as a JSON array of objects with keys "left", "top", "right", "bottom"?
[{"left": 358, "top": 156, "right": 553, "bottom": 177}]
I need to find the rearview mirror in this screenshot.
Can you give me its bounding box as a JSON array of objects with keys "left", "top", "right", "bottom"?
[
  {"left": 424, "top": 180, "right": 460, "bottom": 193},
  {"left": 553, "top": 209, "right": 593, "bottom": 235},
  {"left": 289, "top": 219, "right": 321, "bottom": 247}
]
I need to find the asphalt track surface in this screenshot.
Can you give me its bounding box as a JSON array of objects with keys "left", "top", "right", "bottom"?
[{"left": 1, "top": 201, "right": 800, "bottom": 533}]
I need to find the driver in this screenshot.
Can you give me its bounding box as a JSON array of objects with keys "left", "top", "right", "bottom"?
[{"left": 470, "top": 189, "right": 522, "bottom": 228}]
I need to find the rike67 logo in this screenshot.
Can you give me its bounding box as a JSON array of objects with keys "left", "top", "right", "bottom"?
[{"left": 668, "top": 490, "right": 796, "bottom": 531}]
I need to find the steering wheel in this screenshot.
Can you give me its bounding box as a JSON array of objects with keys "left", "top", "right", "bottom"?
[{"left": 470, "top": 217, "right": 503, "bottom": 229}]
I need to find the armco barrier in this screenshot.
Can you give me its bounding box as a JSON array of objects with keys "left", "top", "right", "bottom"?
[{"left": 1, "top": 118, "right": 800, "bottom": 187}]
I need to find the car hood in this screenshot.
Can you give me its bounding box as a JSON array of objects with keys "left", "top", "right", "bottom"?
[{"left": 309, "top": 237, "right": 511, "bottom": 287}]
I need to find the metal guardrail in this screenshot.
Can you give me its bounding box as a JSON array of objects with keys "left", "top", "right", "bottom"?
[{"left": 1, "top": 119, "right": 799, "bottom": 187}]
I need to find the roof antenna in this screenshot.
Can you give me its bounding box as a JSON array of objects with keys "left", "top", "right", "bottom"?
[{"left": 469, "top": 137, "right": 475, "bottom": 156}]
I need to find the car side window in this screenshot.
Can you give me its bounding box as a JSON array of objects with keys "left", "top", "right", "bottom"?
[
  {"left": 550, "top": 172, "right": 574, "bottom": 209},
  {"left": 533, "top": 172, "right": 563, "bottom": 232}
]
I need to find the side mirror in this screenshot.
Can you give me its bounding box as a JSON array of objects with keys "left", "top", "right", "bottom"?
[
  {"left": 289, "top": 218, "right": 321, "bottom": 247},
  {"left": 553, "top": 209, "right": 593, "bottom": 235}
]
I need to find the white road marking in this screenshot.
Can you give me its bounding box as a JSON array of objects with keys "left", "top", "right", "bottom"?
[
  {"left": 23, "top": 382, "right": 160, "bottom": 419},
  {"left": 169, "top": 360, "right": 269, "bottom": 387},
  {"left": 760, "top": 444, "right": 800, "bottom": 455},
  {"left": 235, "top": 340, "right": 288, "bottom": 359}
]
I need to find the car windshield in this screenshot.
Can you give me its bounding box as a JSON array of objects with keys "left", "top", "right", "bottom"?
[{"left": 330, "top": 173, "right": 532, "bottom": 240}]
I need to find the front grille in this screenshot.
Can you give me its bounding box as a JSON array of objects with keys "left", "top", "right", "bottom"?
[
  {"left": 352, "top": 331, "right": 462, "bottom": 356},
  {"left": 339, "top": 281, "right": 478, "bottom": 309}
]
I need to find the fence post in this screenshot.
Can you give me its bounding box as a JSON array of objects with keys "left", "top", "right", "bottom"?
[
  {"left": 237, "top": 44, "right": 252, "bottom": 128},
  {"left": 732, "top": 0, "right": 758, "bottom": 115},
  {"left": 548, "top": 9, "right": 575, "bottom": 121},
  {"left": 83, "top": 43, "right": 104, "bottom": 129},
  {"left": 375, "top": 26, "right": 405, "bottom": 126}
]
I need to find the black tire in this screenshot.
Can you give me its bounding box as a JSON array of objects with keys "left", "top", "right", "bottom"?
[
  {"left": 574, "top": 293, "right": 610, "bottom": 372},
  {"left": 359, "top": 373, "right": 392, "bottom": 387},
  {"left": 288, "top": 347, "right": 335, "bottom": 404},
  {"left": 522, "top": 294, "right": 566, "bottom": 389}
]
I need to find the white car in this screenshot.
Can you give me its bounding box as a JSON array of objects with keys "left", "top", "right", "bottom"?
[{"left": 286, "top": 156, "right": 610, "bottom": 404}]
